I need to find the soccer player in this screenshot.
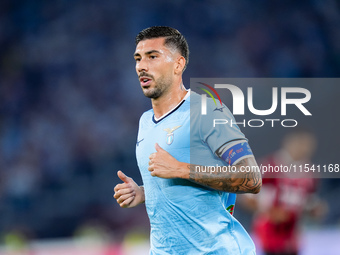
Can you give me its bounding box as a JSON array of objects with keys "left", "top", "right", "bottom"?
[
  {"left": 243, "top": 129, "right": 325, "bottom": 255},
  {"left": 114, "top": 26, "right": 262, "bottom": 254}
]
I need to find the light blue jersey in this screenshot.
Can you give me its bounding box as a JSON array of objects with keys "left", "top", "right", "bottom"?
[{"left": 136, "top": 91, "right": 256, "bottom": 254}]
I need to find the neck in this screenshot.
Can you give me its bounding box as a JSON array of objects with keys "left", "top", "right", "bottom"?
[{"left": 151, "top": 80, "right": 187, "bottom": 119}]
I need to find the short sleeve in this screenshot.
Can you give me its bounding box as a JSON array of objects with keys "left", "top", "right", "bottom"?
[{"left": 199, "top": 98, "right": 246, "bottom": 154}]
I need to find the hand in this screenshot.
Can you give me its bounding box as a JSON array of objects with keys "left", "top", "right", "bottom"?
[
  {"left": 114, "top": 171, "right": 145, "bottom": 208},
  {"left": 148, "top": 143, "right": 188, "bottom": 179}
]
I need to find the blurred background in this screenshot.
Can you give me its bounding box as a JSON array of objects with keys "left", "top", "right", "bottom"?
[{"left": 0, "top": 0, "right": 339, "bottom": 254}]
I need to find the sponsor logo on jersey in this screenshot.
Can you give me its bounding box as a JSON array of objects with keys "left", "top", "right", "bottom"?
[
  {"left": 213, "top": 107, "right": 225, "bottom": 112},
  {"left": 226, "top": 204, "right": 235, "bottom": 215},
  {"left": 136, "top": 138, "right": 144, "bottom": 146}
]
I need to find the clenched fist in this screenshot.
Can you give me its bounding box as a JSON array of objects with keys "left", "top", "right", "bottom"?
[
  {"left": 114, "top": 171, "right": 145, "bottom": 208},
  {"left": 148, "top": 143, "right": 188, "bottom": 179}
]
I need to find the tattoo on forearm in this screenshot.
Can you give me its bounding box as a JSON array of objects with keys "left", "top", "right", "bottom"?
[{"left": 188, "top": 158, "right": 262, "bottom": 194}]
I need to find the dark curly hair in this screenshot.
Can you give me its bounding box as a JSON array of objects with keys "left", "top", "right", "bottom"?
[{"left": 135, "top": 26, "right": 189, "bottom": 71}]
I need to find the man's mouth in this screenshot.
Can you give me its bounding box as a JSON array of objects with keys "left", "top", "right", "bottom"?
[{"left": 140, "top": 76, "right": 152, "bottom": 87}]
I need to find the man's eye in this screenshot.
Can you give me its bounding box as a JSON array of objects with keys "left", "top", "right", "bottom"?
[
  {"left": 150, "top": 55, "right": 157, "bottom": 59},
  {"left": 135, "top": 58, "right": 141, "bottom": 62}
]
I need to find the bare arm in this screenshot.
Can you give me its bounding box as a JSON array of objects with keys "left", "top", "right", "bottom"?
[
  {"left": 149, "top": 143, "right": 262, "bottom": 194},
  {"left": 187, "top": 157, "right": 261, "bottom": 194}
]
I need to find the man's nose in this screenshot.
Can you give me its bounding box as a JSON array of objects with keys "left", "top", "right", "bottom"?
[{"left": 137, "top": 59, "right": 148, "bottom": 73}]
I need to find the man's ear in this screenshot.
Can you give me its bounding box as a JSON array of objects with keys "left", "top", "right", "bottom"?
[{"left": 174, "top": 56, "right": 186, "bottom": 74}]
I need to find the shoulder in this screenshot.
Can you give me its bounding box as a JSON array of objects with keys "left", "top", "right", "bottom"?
[
  {"left": 188, "top": 90, "right": 218, "bottom": 109},
  {"left": 188, "top": 90, "right": 199, "bottom": 104},
  {"left": 188, "top": 90, "right": 217, "bottom": 115}
]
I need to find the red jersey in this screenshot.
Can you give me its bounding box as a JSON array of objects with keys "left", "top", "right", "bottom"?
[{"left": 254, "top": 151, "right": 316, "bottom": 253}]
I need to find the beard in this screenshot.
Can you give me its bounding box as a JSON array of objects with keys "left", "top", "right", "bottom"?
[{"left": 142, "top": 75, "right": 172, "bottom": 99}]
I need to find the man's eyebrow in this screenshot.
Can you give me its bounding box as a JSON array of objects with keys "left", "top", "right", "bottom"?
[
  {"left": 134, "top": 50, "right": 161, "bottom": 57},
  {"left": 145, "top": 50, "right": 160, "bottom": 55}
]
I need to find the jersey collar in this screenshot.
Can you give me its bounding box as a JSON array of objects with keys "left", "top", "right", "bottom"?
[{"left": 153, "top": 89, "right": 190, "bottom": 124}]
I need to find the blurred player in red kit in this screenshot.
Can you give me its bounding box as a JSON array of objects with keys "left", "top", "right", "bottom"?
[{"left": 243, "top": 129, "right": 326, "bottom": 255}]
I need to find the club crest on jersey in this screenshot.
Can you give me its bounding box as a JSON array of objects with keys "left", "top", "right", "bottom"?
[{"left": 163, "top": 125, "right": 182, "bottom": 145}]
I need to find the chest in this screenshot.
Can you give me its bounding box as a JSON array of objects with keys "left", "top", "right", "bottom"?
[{"left": 136, "top": 115, "right": 190, "bottom": 175}]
